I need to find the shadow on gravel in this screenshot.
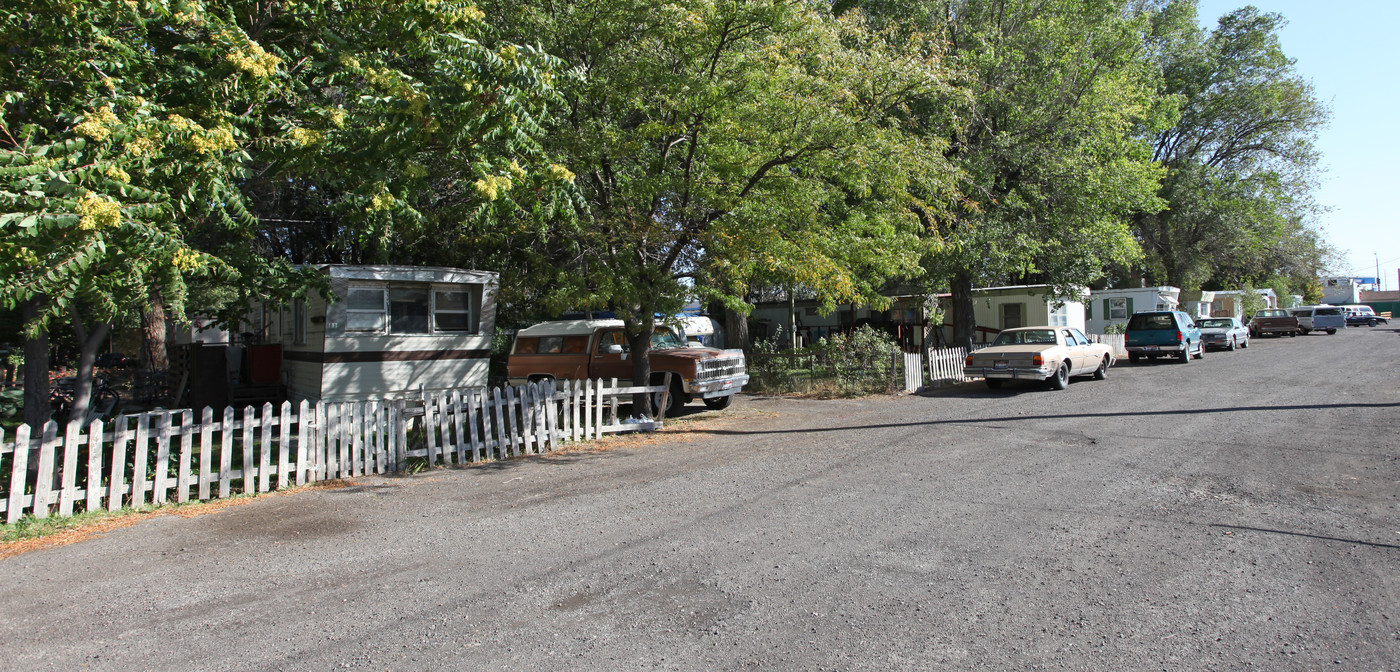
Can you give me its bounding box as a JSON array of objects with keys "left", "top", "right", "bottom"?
[
  {"left": 1211, "top": 523, "right": 1400, "bottom": 550},
  {"left": 683, "top": 401, "right": 1400, "bottom": 435}
]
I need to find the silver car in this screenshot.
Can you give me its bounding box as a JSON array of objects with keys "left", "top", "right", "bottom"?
[{"left": 1197, "top": 317, "right": 1250, "bottom": 351}]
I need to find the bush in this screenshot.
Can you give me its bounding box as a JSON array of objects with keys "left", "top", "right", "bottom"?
[{"left": 747, "top": 325, "right": 902, "bottom": 397}]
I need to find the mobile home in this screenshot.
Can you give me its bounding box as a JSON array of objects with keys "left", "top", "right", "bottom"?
[
  {"left": 258, "top": 265, "right": 498, "bottom": 403},
  {"left": 1085, "top": 287, "right": 1180, "bottom": 335}
]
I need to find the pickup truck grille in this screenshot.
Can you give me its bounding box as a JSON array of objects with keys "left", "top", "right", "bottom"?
[{"left": 695, "top": 352, "right": 746, "bottom": 382}]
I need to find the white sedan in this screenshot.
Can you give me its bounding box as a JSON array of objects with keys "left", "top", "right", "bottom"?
[{"left": 963, "top": 326, "right": 1115, "bottom": 390}]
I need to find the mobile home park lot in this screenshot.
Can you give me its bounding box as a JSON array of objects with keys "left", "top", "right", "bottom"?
[{"left": 2, "top": 327, "right": 1397, "bottom": 671}]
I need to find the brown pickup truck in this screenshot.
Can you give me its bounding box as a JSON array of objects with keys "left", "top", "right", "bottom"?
[
  {"left": 506, "top": 319, "right": 748, "bottom": 414},
  {"left": 1248, "top": 309, "right": 1301, "bottom": 337}
]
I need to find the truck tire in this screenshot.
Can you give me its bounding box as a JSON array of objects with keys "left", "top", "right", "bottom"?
[
  {"left": 653, "top": 379, "right": 684, "bottom": 417},
  {"left": 702, "top": 395, "right": 733, "bottom": 410},
  {"left": 1178, "top": 348, "right": 1190, "bottom": 363},
  {"left": 1326, "top": 328, "right": 1337, "bottom": 335}
]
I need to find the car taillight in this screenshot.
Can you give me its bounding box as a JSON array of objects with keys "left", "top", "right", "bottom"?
[
  {"left": 1176, "top": 330, "right": 1183, "bottom": 343},
  {"left": 1032, "top": 354, "right": 1043, "bottom": 366},
  {"left": 964, "top": 355, "right": 975, "bottom": 366}
]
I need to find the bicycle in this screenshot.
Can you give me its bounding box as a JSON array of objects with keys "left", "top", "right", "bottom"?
[{"left": 50, "top": 373, "right": 121, "bottom": 425}]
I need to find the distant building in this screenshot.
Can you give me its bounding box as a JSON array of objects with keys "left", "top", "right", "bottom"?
[
  {"left": 1210, "top": 289, "right": 1280, "bottom": 318},
  {"left": 1321, "top": 277, "right": 1369, "bottom": 305}
]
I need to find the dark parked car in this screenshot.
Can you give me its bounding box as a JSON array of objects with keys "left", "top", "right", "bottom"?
[
  {"left": 1342, "top": 305, "right": 1389, "bottom": 327},
  {"left": 1125, "top": 310, "right": 1203, "bottom": 363}
]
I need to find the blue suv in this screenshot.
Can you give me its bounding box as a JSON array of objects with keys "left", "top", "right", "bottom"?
[{"left": 1125, "top": 311, "right": 1203, "bottom": 363}]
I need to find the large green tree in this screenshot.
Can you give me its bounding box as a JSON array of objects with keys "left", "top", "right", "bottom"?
[
  {"left": 1135, "top": 1, "right": 1330, "bottom": 291},
  {"left": 2, "top": 0, "right": 279, "bottom": 426},
  {"left": 2, "top": 0, "right": 566, "bottom": 426},
  {"left": 851, "top": 0, "right": 1168, "bottom": 348},
  {"left": 484, "top": 0, "right": 958, "bottom": 411}
]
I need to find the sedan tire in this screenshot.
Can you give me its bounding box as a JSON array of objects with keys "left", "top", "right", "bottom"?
[
  {"left": 1193, "top": 342, "right": 1205, "bottom": 359},
  {"left": 1093, "top": 356, "right": 1109, "bottom": 381},
  {"left": 1227, "top": 337, "right": 1237, "bottom": 351},
  {"left": 1049, "top": 362, "right": 1070, "bottom": 390}
]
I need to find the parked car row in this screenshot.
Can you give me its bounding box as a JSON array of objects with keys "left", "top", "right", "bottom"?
[{"left": 1247, "top": 304, "right": 1383, "bottom": 337}]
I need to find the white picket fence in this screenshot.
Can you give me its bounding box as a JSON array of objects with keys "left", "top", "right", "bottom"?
[
  {"left": 899, "top": 346, "right": 978, "bottom": 392},
  {"left": 0, "top": 377, "right": 669, "bottom": 523},
  {"left": 1088, "top": 333, "right": 1128, "bottom": 357}
]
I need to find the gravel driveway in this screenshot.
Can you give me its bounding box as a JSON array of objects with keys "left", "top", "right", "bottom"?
[{"left": 1, "top": 326, "right": 1397, "bottom": 671}]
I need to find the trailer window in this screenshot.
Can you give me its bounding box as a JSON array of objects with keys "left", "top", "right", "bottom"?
[
  {"left": 562, "top": 335, "right": 589, "bottom": 353},
  {"left": 345, "top": 287, "right": 387, "bottom": 333},
  {"left": 390, "top": 287, "right": 431, "bottom": 334},
  {"left": 433, "top": 287, "right": 480, "bottom": 333},
  {"left": 514, "top": 337, "right": 539, "bottom": 354}
]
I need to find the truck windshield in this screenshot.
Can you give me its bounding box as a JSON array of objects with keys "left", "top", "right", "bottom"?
[{"left": 651, "top": 328, "right": 686, "bottom": 349}]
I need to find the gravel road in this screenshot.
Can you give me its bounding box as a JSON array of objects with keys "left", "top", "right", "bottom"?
[{"left": 1, "top": 326, "right": 1397, "bottom": 671}]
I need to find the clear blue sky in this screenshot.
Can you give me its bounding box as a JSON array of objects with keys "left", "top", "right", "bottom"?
[{"left": 1196, "top": 0, "right": 1400, "bottom": 290}]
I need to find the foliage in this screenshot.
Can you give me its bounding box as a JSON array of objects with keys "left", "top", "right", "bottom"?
[
  {"left": 853, "top": 0, "right": 1168, "bottom": 346},
  {"left": 228, "top": 1, "right": 574, "bottom": 286},
  {"left": 481, "top": 0, "right": 958, "bottom": 389},
  {"left": 1134, "top": 2, "right": 1331, "bottom": 290},
  {"left": 1102, "top": 322, "right": 1128, "bottom": 335},
  {"left": 0, "top": 1, "right": 259, "bottom": 327},
  {"left": 748, "top": 325, "right": 902, "bottom": 396}
]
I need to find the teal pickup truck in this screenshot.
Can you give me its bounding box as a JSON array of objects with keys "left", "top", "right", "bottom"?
[{"left": 1125, "top": 310, "right": 1203, "bottom": 363}]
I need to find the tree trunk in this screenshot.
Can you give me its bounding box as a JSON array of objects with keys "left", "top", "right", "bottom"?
[
  {"left": 626, "top": 311, "right": 657, "bottom": 417},
  {"left": 65, "top": 306, "right": 112, "bottom": 427},
  {"left": 21, "top": 297, "right": 51, "bottom": 431},
  {"left": 951, "top": 270, "right": 977, "bottom": 351},
  {"left": 142, "top": 287, "right": 169, "bottom": 370},
  {"left": 724, "top": 306, "right": 750, "bottom": 352}
]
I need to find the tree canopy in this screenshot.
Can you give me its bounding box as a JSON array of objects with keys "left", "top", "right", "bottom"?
[{"left": 1134, "top": 1, "right": 1330, "bottom": 291}]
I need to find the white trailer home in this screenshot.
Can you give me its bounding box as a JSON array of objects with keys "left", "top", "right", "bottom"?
[
  {"left": 1085, "top": 286, "right": 1180, "bottom": 334},
  {"left": 257, "top": 265, "right": 498, "bottom": 403},
  {"left": 936, "top": 284, "right": 1087, "bottom": 344}
]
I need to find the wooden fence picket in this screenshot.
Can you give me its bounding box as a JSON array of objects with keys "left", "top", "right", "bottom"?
[
  {"left": 58, "top": 420, "right": 82, "bottom": 516},
  {"left": 6, "top": 425, "right": 30, "bottom": 523},
  {"left": 296, "top": 400, "right": 310, "bottom": 485},
  {"left": 153, "top": 412, "right": 173, "bottom": 505},
  {"left": 219, "top": 406, "right": 234, "bottom": 499},
  {"left": 177, "top": 410, "right": 194, "bottom": 504},
  {"left": 110, "top": 417, "right": 130, "bottom": 511},
  {"left": 277, "top": 401, "right": 292, "bottom": 489},
  {"left": 30, "top": 421, "right": 59, "bottom": 519},
  {"left": 87, "top": 418, "right": 105, "bottom": 512},
  {"left": 351, "top": 401, "right": 364, "bottom": 476},
  {"left": 199, "top": 407, "right": 214, "bottom": 501},
  {"left": 394, "top": 399, "right": 408, "bottom": 472},
  {"left": 131, "top": 414, "right": 151, "bottom": 507}
]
